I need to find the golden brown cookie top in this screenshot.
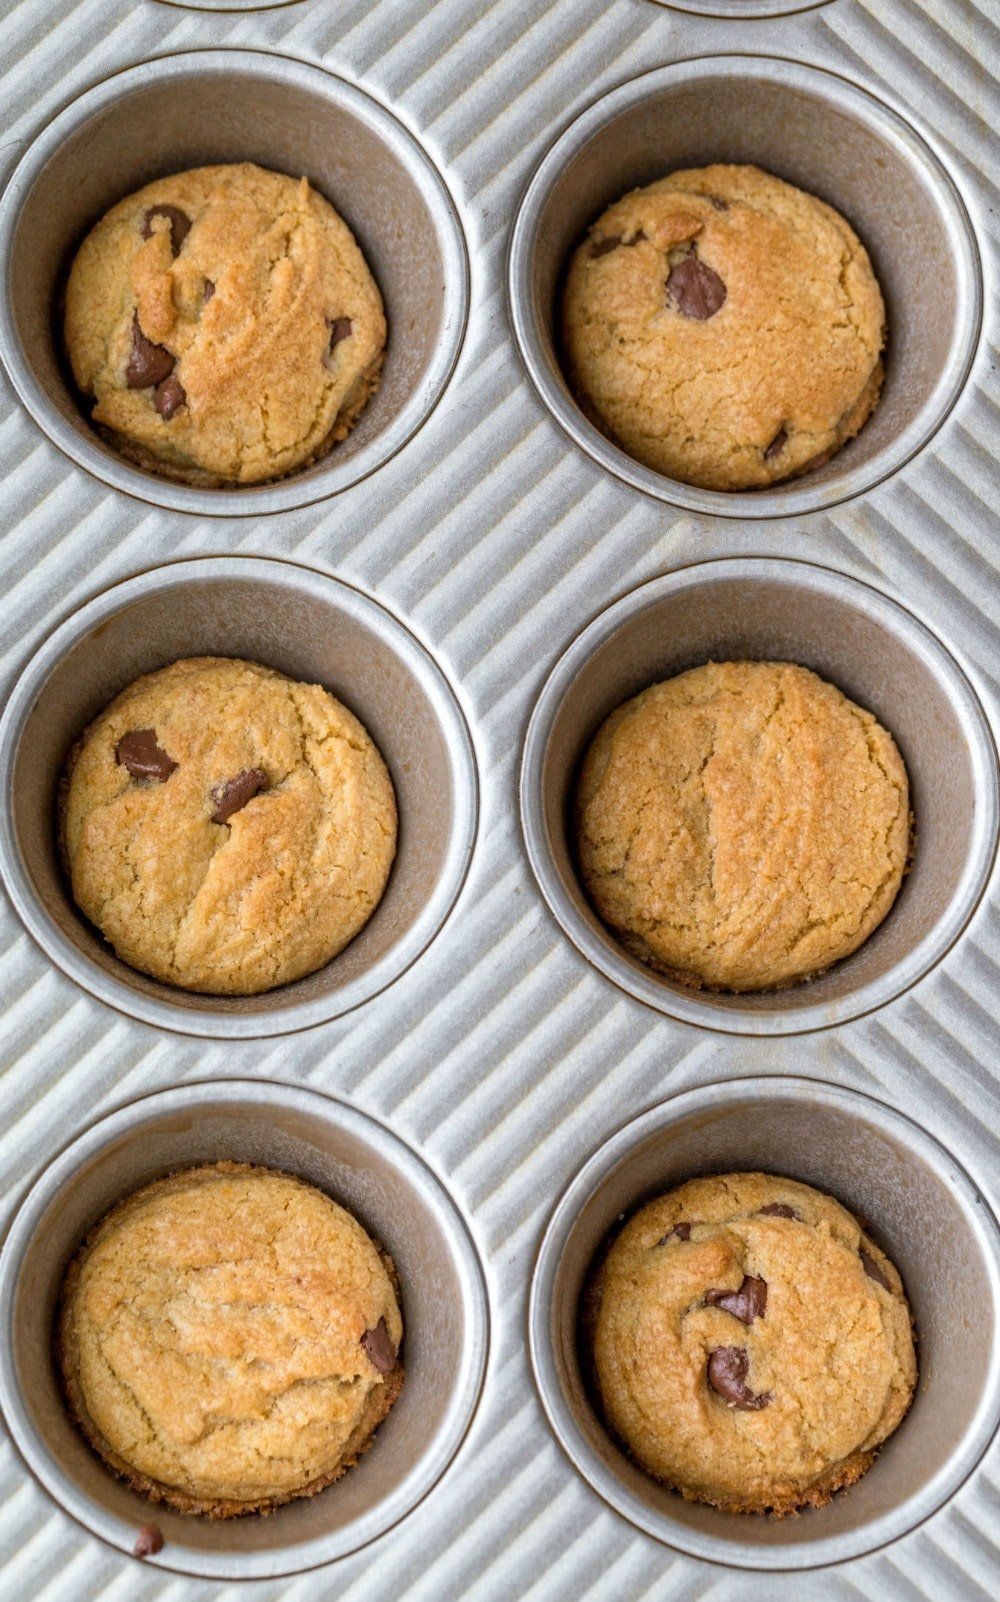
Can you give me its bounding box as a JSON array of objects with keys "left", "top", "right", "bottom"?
[
  {"left": 561, "top": 164, "right": 886, "bottom": 490},
  {"left": 590, "top": 1172, "right": 916, "bottom": 1513},
  {"left": 576, "top": 660, "right": 910, "bottom": 991},
  {"left": 65, "top": 163, "right": 386, "bottom": 485},
  {"left": 58, "top": 1163, "right": 404, "bottom": 1513},
  {"left": 62, "top": 656, "right": 397, "bottom": 995}
]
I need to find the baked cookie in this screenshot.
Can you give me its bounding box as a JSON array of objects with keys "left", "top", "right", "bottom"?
[
  {"left": 61, "top": 656, "right": 397, "bottom": 994},
  {"left": 587, "top": 1172, "right": 916, "bottom": 1514},
  {"left": 561, "top": 164, "right": 885, "bottom": 490},
  {"left": 576, "top": 661, "right": 910, "bottom": 992},
  {"left": 57, "top": 1163, "right": 403, "bottom": 1516},
  {"left": 65, "top": 163, "right": 386, "bottom": 485}
]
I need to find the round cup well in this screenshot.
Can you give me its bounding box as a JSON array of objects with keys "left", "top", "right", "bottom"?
[
  {"left": 520, "top": 558, "right": 998, "bottom": 1034},
  {"left": 0, "top": 1079, "right": 489, "bottom": 1579},
  {"left": 649, "top": 1, "right": 832, "bottom": 16},
  {"left": 0, "top": 557, "right": 478, "bottom": 1037},
  {"left": 529, "top": 1076, "right": 1000, "bottom": 1570},
  {"left": 508, "top": 56, "right": 981, "bottom": 517},
  {"left": 0, "top": 50, "right": 468, "bottom": 515}
]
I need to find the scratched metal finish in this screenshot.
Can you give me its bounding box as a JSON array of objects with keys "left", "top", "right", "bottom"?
[{"left": 0, "top": 0, "right": 998, "bottom": 1597}]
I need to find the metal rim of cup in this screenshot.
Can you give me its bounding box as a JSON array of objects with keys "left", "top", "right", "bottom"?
[
  {"left": 152, "top": 1, "right": 305, "bottom": 10},
  {"left": 518, "top": 555, "right": 1000, "bottom": 1036},
  {"left": 648, "top": 1, "right": 833, "bottom": 15},
  {"left": 0, "top": 49, "right": 470, "bottom": 517},
  {"left": 0, "top": 1077, "right": 491, "bottom": 1578},
  {"left": 527, "top": 1073, "right": 1000, "bottom": 1571},
  {"left": 0, "top": 555, "right": 479, "bottom": 1038},
  {"left": 506, "top": 53, "right": 983, "bottom": 519}
]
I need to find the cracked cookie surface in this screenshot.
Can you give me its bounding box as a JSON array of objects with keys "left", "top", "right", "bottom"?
[
  {"left": 587, "top": 1172, "right": 916, "bottom": 1515},
  {"left": 62, "top": 656, "right": 397, "bottom": 994},
  {"left": 561, "top": 164, "right": 885, "bottom": 491},
  {"left": 57, "top": 1163, "right": 404, "bottom": 1516},
  {"left": 576, "top": 661, "right": 910, "bottom": 992},
  {"left": 65, "top": 163, "right": 386, "bottom": 485}
]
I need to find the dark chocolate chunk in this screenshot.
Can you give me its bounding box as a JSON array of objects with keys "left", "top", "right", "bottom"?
[
  {"left": 708, "top": 195, "right": 729, "bottom": 211},
  {"left": 154, "top": 374, "right": 186, "bottom": 420},
  {"left": 666, "top": 252, "right": 727, "bottom": 320},
  {"left": 758, "top": 1202, "right": 799, "bottom": 1219},
  {"left": 707, "top": 1346, "right": 772, "bottom": 1410},
  {"left": 203, "top": 279, "right": 215, "bottom": 303},
  {"left": 764, "top": 427, "right": 788, "bottom": 462},
  {"left": 133, "top": 1524, "right": 164, "bottom": 1559},
  {"left": 141, "top": 205, "right": 191, "bottom": 256},
  {"left": 657, "top": 1222, "right": 691, "bottom": 1245},
  {"left": 860, "top": 1247, "right": 891, "bottom": 1290},
  {"left": 328, "top": 316, "right": 353, "bottom": 350},
  {"left": 705, "top": 1274, "right": 767, "bottom": 1325},
  {"left": 361, "top": 1316, "right": 396, "bottom": 1374},
  {"left": 116, "top": 729, "right": 177, "bottom": 782},
  {"left": 210, "top": 767, "right": 268, "bottom": 824},
  {"left": 125, "top": 313, "right": 175, "bottom": 389},
  {"left": 589, "top": 230, "right": 646, "bottom": 260}
]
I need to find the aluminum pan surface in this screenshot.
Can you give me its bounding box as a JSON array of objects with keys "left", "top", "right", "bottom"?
[{"left": 0, "top": 1, "right": 997, "bottom": 1599}]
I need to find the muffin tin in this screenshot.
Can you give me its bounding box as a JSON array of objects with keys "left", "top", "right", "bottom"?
[{"left": 0, "top": 0, "right": 997, "bottom": 1598}]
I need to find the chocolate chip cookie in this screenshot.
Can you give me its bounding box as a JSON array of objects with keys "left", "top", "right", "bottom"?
[
  {"left": 576, "top": 661, "right": 910, "bottom": 992},
  {"left": 58, "top": 1163, "right": 403, "bottom": 1516},
  {"left": 65, "top": 164, "right": 386, "bottom": 485},
  {"left": 587, "top": 1173, "right": 916, "bottom": 1514},
  {"left": 561, "top": 164, "right": 885, "bottom": 490},
  {"left": 61, "top": 656, "right": 397, "bottom": 994}
]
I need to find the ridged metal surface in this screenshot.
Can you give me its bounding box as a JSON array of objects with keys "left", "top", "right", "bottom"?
[{"left": 0, "top": 0, "right": 997, "bottom": 1597}]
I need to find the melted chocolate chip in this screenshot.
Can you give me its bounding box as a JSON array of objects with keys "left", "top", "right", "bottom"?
[
  {"left": 125, "top": 313, "right": 175, "bottom": 389},
  {"left": 707, "top": 1346, "right": 772, "bottom": 1410},
  {"left": 860, "top": 1248, "right": 891, "bottom": 1290},
  {"left": 361, "top": 1317, "right": 397, "bottom": 1374},
  {"left": 589, "top": 230, "right": 646, "bottom": 259},
  {"left": 211, "top": 767, "right": 268, "bottom": 824},
  {"left": 328, "top": 317, "right": 353, "bottom": 350},
  {"left": 666, "top": 253, "right": 727, "bottom": 320},
  {"left": 758, "top": 1203, "right": 799, "bottom": 1219},
  {"left": 116, "top": 729, "right": 177, "bottom": 782},
  {"left": 203, "top": 279, "right": 215, "bottom": 303},
  {"left": 154, "top": 374, "right": 185, "bottom": 420},
  {"left": 705, "top": 1274, "right": 767, "bottom": 1325},
  {"left": 799, "top": 446, "right": 834, "bottom": 475},
  {"left": 133, "top": 1524, "right": 164, "bottom": 1559},
  {"left": 141, "top": 205, "right": 191, "bottom": 256},
  {"left": 657, "top": 1222, "right": 691, "bottom": 1245},
  {"left": 708, "top": 195, "right": 729, "bottom": 211},
  {"left": 764, "top": 427, "right": 788, "bottom": 462}
]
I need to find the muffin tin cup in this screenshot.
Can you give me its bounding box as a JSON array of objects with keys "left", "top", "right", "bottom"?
[
  {"left": 528, "top": 1075, "right": 1000, "bottom": 1571},
  {"left": 650, "top": 1, "right": 832, "bottom": 16},
  {"left": 520, "top": 557, "right": 999, "bottom": 1035},
  {"left": 0, "top": 49, "right": 469, "bottom": 516},
  {"left": 0, "top": 556, "right": 478, "bottom": 1038},
  {"left": 154, "top": 1, "right": 303, "bottom": 11},
  {"left": 507, "top": 55, "right": 982, "bottom": 518},
  {"left": 0, "top": 1079, "right": 490, "bottom": 1579}
]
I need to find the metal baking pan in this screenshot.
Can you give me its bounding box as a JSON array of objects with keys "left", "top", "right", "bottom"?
[{"left": 0, "top": 0, "right": 997, "bottom": 1597}]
